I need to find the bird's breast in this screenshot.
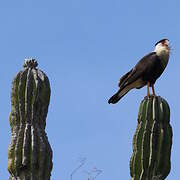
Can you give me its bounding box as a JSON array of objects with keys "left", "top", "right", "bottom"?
[{"left": 159, "top": 53, "right": 169, "bottom": 69}]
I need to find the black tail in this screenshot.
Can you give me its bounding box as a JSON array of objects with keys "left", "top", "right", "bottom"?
[
  {"left": 108, "top": 92, "right": 121, "bottom": 104},
  {"left": 108, "top": 89, "right": 130, "bottom": 104}
]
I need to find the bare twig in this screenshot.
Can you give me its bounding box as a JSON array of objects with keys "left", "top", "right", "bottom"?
[
  {"left": 70, "top": 157, "right": 86, "bottom": 180},
  {"left": 92, "top": 167, "right": 102, "bottom": 180},
  {"left": 83, "top": 166, "right": 102, "bottom": 180}
]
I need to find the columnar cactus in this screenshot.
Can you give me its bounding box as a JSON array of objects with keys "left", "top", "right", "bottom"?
[
  {"left": 130, "top": 96, "right": 172, "bottom": 180},
  {"left": 8, "top": 59, "right": 53, "bottom": 180}
]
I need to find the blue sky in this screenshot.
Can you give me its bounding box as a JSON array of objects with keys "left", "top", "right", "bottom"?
[{"left": 1, "top": 0, "right": 180, "bottom": 179}]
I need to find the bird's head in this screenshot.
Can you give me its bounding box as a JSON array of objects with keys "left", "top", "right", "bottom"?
[{"left": 154, "top": 39, "right": 170, "bottom": 57}]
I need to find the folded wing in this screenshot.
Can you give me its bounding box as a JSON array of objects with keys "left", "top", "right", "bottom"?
[{"left": 108, "top": 52, "right": 158, "bottom": 104}]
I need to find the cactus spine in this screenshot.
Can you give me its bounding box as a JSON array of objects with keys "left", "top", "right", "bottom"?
[
  {"left": 8, "top": 59, "right": 53, "bottom": 180},
  {"left": 130, "top": 96, "right": 172, "bottom": 180}
]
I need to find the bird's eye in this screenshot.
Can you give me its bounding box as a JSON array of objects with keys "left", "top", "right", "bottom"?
[{"left": 161, "top": 41, "right": 168, "bottom": 46}]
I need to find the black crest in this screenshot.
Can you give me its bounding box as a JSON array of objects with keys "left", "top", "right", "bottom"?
[{"left": 155, "top": 39, "right": 169, "bottom": 46}]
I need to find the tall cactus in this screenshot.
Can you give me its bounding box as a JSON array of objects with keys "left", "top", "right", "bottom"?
[
  {"left": 130, "top": 96, "right": 172, "bottom": 180},
  {"left": 8, "top": 59, "right": 53, "bottom": 180}
]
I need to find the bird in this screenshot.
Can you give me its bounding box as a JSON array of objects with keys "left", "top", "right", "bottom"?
[{"left": 108, "top": 39, "right": 170, "bottom": 104}]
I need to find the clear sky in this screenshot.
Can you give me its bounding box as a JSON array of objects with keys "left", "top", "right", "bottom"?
[{"left": 1, "top": 0, "right": 180, "bottom": 179}]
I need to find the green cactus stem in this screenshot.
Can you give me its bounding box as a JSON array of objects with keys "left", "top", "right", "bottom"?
[
  {"left": 8, "top": 59, "right": 53, "bottom": 180},
  {"left": 130, "top": 96, "right": 172, "bottom": 180}
]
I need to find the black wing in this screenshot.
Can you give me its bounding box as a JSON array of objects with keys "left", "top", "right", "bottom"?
[{"left": 119, "top": 52, "right": 160, "bottom": 89}]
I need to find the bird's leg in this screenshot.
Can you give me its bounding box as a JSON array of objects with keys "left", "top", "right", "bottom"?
[
  {"left": 147, "top": 81, "right": 150, "bottom": 98},
  {"left": 152, "top": 84, "right": 156, "bottom": 96}
]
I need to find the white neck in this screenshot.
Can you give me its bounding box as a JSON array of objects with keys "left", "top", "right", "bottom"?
[{"left": 154, "top": 44, "right": 170, "bottom": 68}]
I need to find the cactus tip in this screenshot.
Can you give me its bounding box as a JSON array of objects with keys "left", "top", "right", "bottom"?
[{"left": 23, "top": 58, "right": 38, "bottom": 69}]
